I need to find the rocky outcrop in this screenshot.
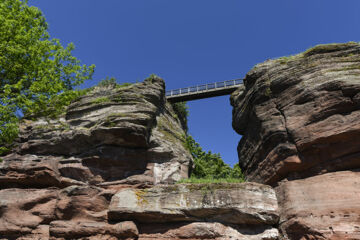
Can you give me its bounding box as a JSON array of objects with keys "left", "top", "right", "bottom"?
[
  {"left": 276, "top": 171, "right": 360, "bottom": 239},
  {"left": 231, "top": 42, "right": 360, "bottom": 185},
  {"left": 138, "top": 222, "right": 279, "bottom": 240},
  {"left": 0, "top": 76, "right": 280, "bottom": 240},
  {"left": 110, "top": 183, "right": 279, "bottom": 240},
  {"left": 231, "top": 42, "right": 360, "bottom": 240},
  {"left": 0, "top": 77, "right": 193, "bottom": 239},
  {"left": 108, "top": 183, "right": 278, "bottom": 225},
  {"left": 4, "top": 42, "right": 360, "bottom": 239},
  {"left": 2, "top": 77, "right": 192, "bottom": 187}
]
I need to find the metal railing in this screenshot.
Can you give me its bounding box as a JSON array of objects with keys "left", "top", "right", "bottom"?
[{"left": 166, "top": 78, "right": 243, "bottom": 97}]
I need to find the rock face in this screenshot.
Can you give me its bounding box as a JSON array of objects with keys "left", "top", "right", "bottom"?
[
  {"left": 108, "top": 183, "right": 279, "bottom": 225},
  {"left": 231, "top": 42, "right": 360, "bottom": 185},
  {"left": 276, "top": 171, "right": 360, "bottom": 239},
  {"left": 0, "top": 77, "right": 193, "bottom": 239},
  {"left": 231, "top": 42, "right": 360, "bottom": 239},
  {"left": 3, "top": 42, "right": 360, "bottom": 239},
  {"left": 0, "top": 76, "right": 279, "bottom": 240},
  {"left": 109, "top": 183, "right": 279, "bottom": 240},
  {"left": 3, "top": 77, "right": 192, "bottom": 187}
]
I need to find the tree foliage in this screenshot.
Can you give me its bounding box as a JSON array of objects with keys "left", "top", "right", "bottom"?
[
  {"left": 97, "top": 76, "right": 132, "bottom": 88},
  {"left": 184, "top": 135, "right": 244, "bottom": 181},
  {"left": 0, "top": 0, "right": 95, "bottom": 154},
  {"left": 172, "top": 102, "right": 189, "bottom": 132}
]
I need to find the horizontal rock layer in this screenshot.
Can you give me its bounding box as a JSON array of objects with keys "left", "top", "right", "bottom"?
[
  {"left": 138, "top": 222, "right": 279, "bottom": 240},
  {"left": 276, "top": 170, "right": 360, "bottom": 239},
  {"left": 109, "top": 182, "right": 279, "bottom": 238},
  {"left": 0, "top": 77, "right": 193, "bottom": 239},
  {"left": 231, "top": 42, "right": 360, "bottom": 185},
  {"left": 2, "top": 77, "right": 192, "bottom": 188}
]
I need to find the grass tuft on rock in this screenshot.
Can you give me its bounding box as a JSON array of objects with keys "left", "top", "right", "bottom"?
[{"left": 177, "top": 177, "right": 244, "bottom": 184}]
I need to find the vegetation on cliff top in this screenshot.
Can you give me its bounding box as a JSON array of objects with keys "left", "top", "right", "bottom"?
[
  {"left": 0, "top": 0, "right": 95, "bottom": 155},
  {"left": 178, "top": 135, "right": 244, "bottom": 183},
  {"left": 96, "top": 77, "right": 132, "bottom": 89},
  {"left": 276, "top": 42, "right": 360, "bottom": 64}
]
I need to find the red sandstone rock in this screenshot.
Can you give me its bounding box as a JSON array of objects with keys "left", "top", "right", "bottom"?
[
  {"left": 276, "top": 170, "right": 360, "bottom": 239},
  {"left": 0, "top": 189, "right": 58, "bottom": 238},
  {"left": 1, "top": 77, "right": 191, "bottom": 190},
  {"left": 108, "top": 183, "right": 279, "bottom": 226},
  {"left": 138, "top": 222, "right": 279, "bottom": 240},
  {"left": 231, "top": 42, "right": 360, "bottom": 185},
  {"left": 49, "top": 220, "right": 138, "bottom": 239}
]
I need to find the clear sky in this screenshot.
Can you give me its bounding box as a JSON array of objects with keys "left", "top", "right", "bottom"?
[{"left": 29, "top": 0, "right": 360, "bottom": 166}]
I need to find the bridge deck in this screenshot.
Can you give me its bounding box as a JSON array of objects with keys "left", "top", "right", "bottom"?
[{"left": 166, "top": 79, "right": 243, "bottom": 102}]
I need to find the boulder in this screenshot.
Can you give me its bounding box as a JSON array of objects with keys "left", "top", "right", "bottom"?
[
  {"left": 108, "top": 183, "right": 279, "bottom": 225},
  {"left": 231, "top": 42, "right": 360, "bottom": 185}
]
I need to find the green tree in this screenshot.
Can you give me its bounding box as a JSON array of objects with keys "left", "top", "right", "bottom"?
[
  {"left": 0, "top": 0, "right": 95, "bottom": 155},
  {"left": 184, "top": 135, "right": 244, "bottom": 181}
]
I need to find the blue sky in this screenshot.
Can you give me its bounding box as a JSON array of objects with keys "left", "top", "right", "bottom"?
[{"left": 29, "top": 0, "right": 360, "bottom": 166}]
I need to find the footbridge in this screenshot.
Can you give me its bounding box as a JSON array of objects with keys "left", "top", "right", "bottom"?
[{"left": 166, "top": 79, "right": 243, "bottom": 102}]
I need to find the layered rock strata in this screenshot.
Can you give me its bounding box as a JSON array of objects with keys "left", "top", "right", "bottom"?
[
  {"left": 3, "top": 77, "right": 192, "bottom": 188},
  {"left": 0, "top": 77, "right": 193, "bottom": 239},
  {"left": 231, "top": 42, "right": 360, "bottom": 185},
  {"left": 0, "top": 76, "right": 279, "bottom": 240},
  {"left": 109, "top": 183, "right": 280, "bottom": 240},
  {"left": 276, "top": 171, "right": 360, "bottom": 239},
  {"left": 231, "top": 42, "right": 360, "bottom": 239}
]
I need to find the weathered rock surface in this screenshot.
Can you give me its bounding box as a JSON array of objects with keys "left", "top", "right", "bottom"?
[
  {"left": 231, "top": 42, "right": 360, "bottom": 185},
  {"left": 138, "top": 222, "right": 279, "bottom": 240},
  {"left": 276, "top": 171, "right": 360, "bottom": 239},
  {"left": 0, "top": 77, "right": 192, "bottom": 239},
  {"left": 2, "top": 77, "right": 192, "bottom": 187},
  {"left": 49, "top": 220, "right": 138, "bottom": 239},
  {"left": 109, "top": 183, "right": 279, "bottom": 238},
  {"left": 231, "top": 43, "right": 360, "bottom": 240},
  {"left": 0, "top": 188, "right": 58, "bottom": 237}
]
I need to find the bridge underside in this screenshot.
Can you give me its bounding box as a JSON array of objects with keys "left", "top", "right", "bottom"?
[{"left": 166, "top": 85, "right": 243, "bottom": 103}]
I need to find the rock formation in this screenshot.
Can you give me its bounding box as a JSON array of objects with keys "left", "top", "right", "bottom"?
[
  {"left": 231, "top": 42, "right": 360, "bottom": 239},
  {"left": 231, "top": 42, "right": 360, "bottom": 185},
  {"left": 0, "top": 77, "right": 193, "bottom": 239},
  {"left": 2, "top": 42, "right": 360, "bottom": 239},
  {"left": 11, "top": 77, "right": 191, "bottom": 186},
  {"left": 0, "top": 76, "right": 278, "bottom": 239}
]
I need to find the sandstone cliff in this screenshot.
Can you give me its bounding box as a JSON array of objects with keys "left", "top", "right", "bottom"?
[
  {"left": 2, "top": 42, "right": 360, "bottom": 240},
  {"left": 231, "top": 42, "right": 360, "bottom": 239},
  {"left": 0, "top": 77, "right": 194, "bottom": 239},
  {"left": 0, "top": 76, "right": 278, "bottom": 239}
]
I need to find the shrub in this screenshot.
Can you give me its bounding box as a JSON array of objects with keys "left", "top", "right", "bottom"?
[
  {"left": 145, "top": 73, "right": 162, "bottom": 83},
  {"left": 172, "top": 102, "right": 189, "bottom": 132},
  {"left": 97, "top": 77, "right": 132, "bottom": 88},
  {"left": 182, "top": 135, "right": 245, "bottom": 183}
]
